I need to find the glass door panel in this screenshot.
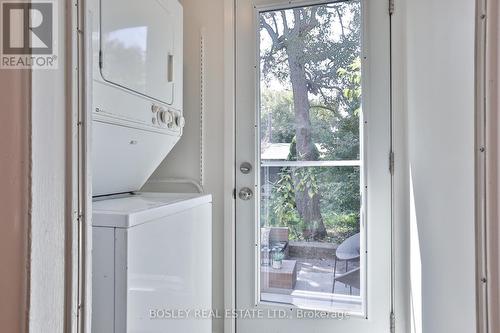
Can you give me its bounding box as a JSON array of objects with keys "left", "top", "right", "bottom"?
[{"left": 258, "top": 1, "right": 364, "bottom": 314}]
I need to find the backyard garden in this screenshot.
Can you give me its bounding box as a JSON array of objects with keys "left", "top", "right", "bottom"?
[{"left": 258, "top": 0, "right": 363, "bottom": 302}]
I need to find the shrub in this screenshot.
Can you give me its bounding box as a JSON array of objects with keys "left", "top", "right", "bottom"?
[{"left": 324, "top": 213, "right": 360, "bottom": 244}]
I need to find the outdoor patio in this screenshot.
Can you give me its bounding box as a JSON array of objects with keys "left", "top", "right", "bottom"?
[
  {"left": 261, "top": 255, "right": 360, "bottom": 296},
  {"left": 294, "top": 257, "right": 360, "bottom": 296},
  {"left": 260, "top": 227, "right": 361, "bottom": 299}
]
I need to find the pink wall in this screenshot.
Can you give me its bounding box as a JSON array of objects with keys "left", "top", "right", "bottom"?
[{"left": 0, "top": 67, "right": 30, "bottom": 330}]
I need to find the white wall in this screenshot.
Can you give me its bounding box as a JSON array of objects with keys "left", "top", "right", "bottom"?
[
  {"left": 405, "top": 0, "right": 476, "bottom": 332},
  {"left": 30, "top": 72, "right": 67, "bottom": 332},
  {"left": 30, "top": 1, "right": 74, "bottom": 332},
  {"left": 144, "top": 0, "right": 226, "bottom": 332}
]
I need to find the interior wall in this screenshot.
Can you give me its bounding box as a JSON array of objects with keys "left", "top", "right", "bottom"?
[
  {"left": 144, "top": 0, "right": 226, "bottom": 332},
  {"left": 0, "top": 10, "right": 30, "bottom": 331},
  {"left": 405, "top": 0, "right": 476, "bottom": 332},
  {"left": 29, "top": 1, "right": 69, "bottom": 331}
]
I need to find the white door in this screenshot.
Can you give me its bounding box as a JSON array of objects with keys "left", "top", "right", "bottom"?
[{"left": 235, "top": 0, "right": 392, "bottom": 332}]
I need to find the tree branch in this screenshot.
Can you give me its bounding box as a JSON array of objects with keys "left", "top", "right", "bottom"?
[
  {"left": 310, "top": 104, "right": 338, "bottom": 113},
  {"left": 281, "top": 11, "right": 290, "bottom": 36},
  {"left": 271, "top": 12, "right": 280, "bottom": 35},
  {"left": 260, "top": 17, "right": 285, "bottom": 51},
  {"left": 335, "top": 7, "right": 346, "bottom": 40}
]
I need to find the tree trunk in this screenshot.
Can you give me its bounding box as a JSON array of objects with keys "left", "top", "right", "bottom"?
[{"left": 286, "top": 41, "right": 327, "bottom": 240}]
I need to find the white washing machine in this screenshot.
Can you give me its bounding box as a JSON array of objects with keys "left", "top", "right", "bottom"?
[{"left": 92, "top": 193, "right": 212, "bottom": 333}]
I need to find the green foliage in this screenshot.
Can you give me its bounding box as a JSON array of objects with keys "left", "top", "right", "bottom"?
[
  {"left": 324, "top": 213, "right": 360, "bottom": 244},
  {"left": 263, "top": 72, "right": 362, "bottom": 242},
  {"left": 318, "top": 166, "right": 360, "bottom": 215},
  {"left": 338, "top": 58, "right": 362, "bottom": 106},
  {"left": 271, "top": 168, "right": 305, "bottom": 241},
  {"left": 260, "top": 91, "right": 296, "bottom": 143},
  {"left": 259, "top": 2, "right": 363, "bottom": 243},
  {"left": 260, "top": 1, "right": 362, "bottom": 102}
]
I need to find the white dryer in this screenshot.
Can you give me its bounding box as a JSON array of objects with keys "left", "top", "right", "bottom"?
[
  {"left": 90, "top": 0, "right": 184, "bottom": 196},
  {"left": 92, "top": 193, "right": 212, "bottom": 333}
]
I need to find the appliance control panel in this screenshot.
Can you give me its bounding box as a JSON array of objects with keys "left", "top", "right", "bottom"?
[
  {"left": 92, "top": 79, "right": 184, "bottom": 135},
  {"left": 151, "top": 104, "right": 185, "bottom": 130}
]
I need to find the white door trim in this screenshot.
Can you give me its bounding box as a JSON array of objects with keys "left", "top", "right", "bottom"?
[
  {"left": 224, "top": 1, "right": 237, "bottom": 333},
  {"left": 29, "top": 0, "right": 81, "bottom": 332},
  {"left": 391, "top": 1, "right": 412, "bottom": 333},
  {"left": 474, "top": 0, "right": 488, "bottom": 332},
  {"left": 484, "top": 0, "right": 500, "bottom": 330},
  {"left": 389, "top": 1, "right": 410, "bottom": 331},
  {"left": 476, "top": 0, "right": 499, "bottom": 330}
]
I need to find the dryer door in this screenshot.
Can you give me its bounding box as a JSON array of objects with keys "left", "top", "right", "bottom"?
[{"left": 100, "top": 0, "right": 182, "bottom": 105}]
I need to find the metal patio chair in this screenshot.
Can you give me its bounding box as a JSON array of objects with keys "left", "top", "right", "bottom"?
[
  {"left": 332, "top": 267, "right": 360, "bottom": 295},
  {"left": 332, "top": 233, "right": 360, "bottom": 294}
]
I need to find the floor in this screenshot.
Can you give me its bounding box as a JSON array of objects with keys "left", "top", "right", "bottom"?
[
  {"left": 260, "top": 256, "right": 362, "bottom": 313},
  {"left": 293, "top": 257, "right": 360, "bottom": 296}
]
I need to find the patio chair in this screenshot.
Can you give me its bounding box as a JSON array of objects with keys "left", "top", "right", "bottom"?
[
  {"left": 333, "top": 233, "right": 360, "bottom": 290},
  {"left": 332, "top": 267, "right": 360, "bottom": 295}
]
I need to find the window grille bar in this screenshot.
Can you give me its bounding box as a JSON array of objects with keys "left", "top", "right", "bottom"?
[{"left": 260, "top": 160, "right": 361, "bottom": 167}]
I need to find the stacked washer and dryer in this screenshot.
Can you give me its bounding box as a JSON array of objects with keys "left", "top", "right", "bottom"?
[{"left": 89, "top": 0, "right": 212, "bottom": 332}]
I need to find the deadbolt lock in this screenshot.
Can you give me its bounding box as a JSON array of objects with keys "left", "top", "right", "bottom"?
[{"left": 240, "top": 162, "right": 253, "bottom": 174}]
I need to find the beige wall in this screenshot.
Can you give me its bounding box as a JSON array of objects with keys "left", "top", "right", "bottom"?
[
  {"left": 144, "top": 0, "right": 226, "bottom": 332},
  {"left": 0, "top": 56, "right": 30, "bottom": 332}
]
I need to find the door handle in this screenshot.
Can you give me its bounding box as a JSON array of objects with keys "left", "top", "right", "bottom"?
[
  {"left": 238, "top": 187, "right": 253, "bottom": 201},
  {"left": 167, "top": 54, "right": 174, "bottom": 82}
]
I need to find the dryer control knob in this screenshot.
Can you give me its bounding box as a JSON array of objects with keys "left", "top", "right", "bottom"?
[
  {"left": 175, "top": 115, "right": 185, "bottom": 128},
  {"left": 165, "top": 110, "right": 176, "bottom": 128},
  {"left": 158, "top": 109, "right": 173, "bottom": 126}
]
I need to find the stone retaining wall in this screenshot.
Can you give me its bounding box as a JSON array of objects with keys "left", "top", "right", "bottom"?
[{"left": 289, "top": 241, "right": 338, "bottom": 259}]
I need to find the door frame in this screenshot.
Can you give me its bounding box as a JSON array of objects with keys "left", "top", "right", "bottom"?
[
  {"left": 223, "top": 0, "right": 410, "bottom": 332},
  {"left": 475, "top": 0, "right": 499, "bottom": 331}
]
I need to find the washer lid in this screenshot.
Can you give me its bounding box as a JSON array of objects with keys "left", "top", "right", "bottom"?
[{"left": 92, "top": 193, "right": 212, "bottom": 228}]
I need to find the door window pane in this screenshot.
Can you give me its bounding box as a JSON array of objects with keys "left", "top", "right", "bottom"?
[{"left": 258, "top": 0, "right": 363, "bottom": 313}]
